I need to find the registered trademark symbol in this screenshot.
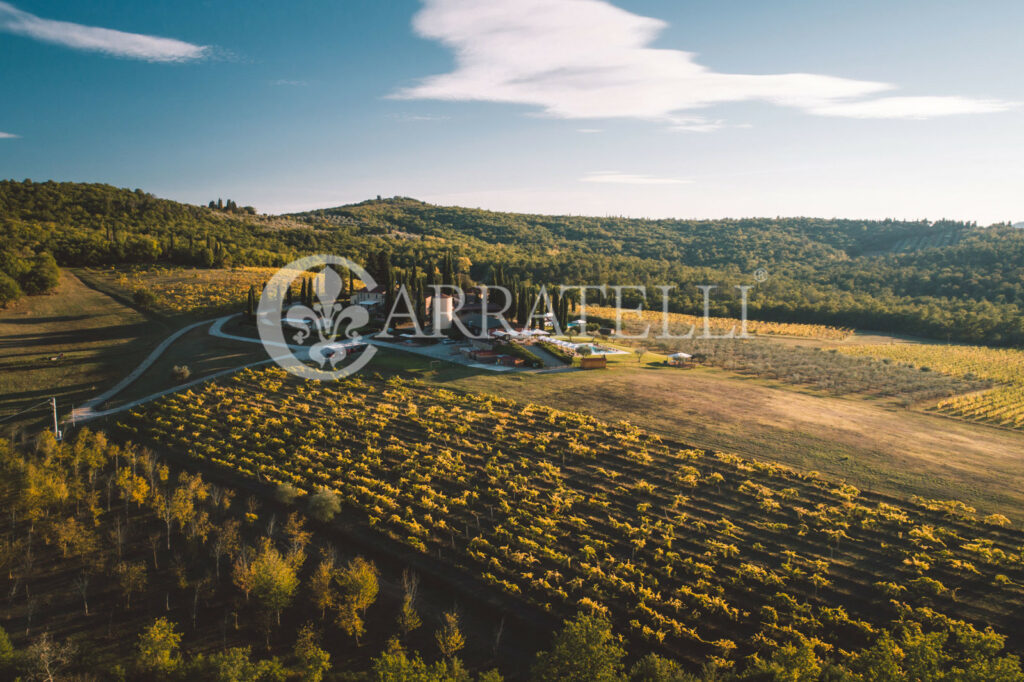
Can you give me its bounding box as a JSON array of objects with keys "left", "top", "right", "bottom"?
[{"left": 754, "top": 268, "right": 769, "bottom": 283}]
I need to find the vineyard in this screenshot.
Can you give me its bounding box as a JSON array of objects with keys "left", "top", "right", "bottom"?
[
  {"left": 587, "top": 305, "right": 853, "bottom": 341},
  {"left": 119, "top": 368, "right": 1024, "bottom": 672},
  {"left": 840, "top": 343, "right": 1024, "bottom": 429},
  {"left": 102, "top": 266, "right": 279, "bottom": 316}
]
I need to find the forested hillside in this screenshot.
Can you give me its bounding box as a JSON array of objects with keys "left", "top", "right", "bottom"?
[
  {"left": 3, "top": 181, "right": 1023, "bottom": 344},
  {"left": 292, "top": 198, "right": 1024, "bottom": 344}
]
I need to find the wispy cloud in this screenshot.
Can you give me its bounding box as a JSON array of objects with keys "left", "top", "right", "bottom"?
[
  {"left": 0, "top": 131, "right": 18, "bottom": 139},
  {"left": 577, "top": 128, "right": 602, "bottom": 134},
  {"left": 0, "top": 1, "right": 209, "bottom": 62},
  {"left": 809, "top": 96, "right": 1015, "bottom": 119},
  {"left": 394, "top": 0, "right": 1013, "bottom": 127},
  {"left": 581, "top": 171, "right": 691, "bottom": 185},
  {"left": 389, "top": 112, "right": 451, "bottom": 122},
  {"left": 270, "top": 79, "right": 308, "bottom": 87}
]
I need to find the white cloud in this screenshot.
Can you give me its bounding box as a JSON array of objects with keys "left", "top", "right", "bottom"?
[
  {"left": 577, "top": 128, "right": 603, "bottom": 133},
  {"left": 810, "top": 96, "right": 1016, "bottom": 119},
  {"left": 581, "top": 171, "right": 691, "bottom": 185},
  {"left": 394, "top": 0, "right": 1013, "bottom": 125},
  {"left": 0, "top": 131, "right": 18, "bottom": 139},
  {"left": 0, "top": 1, "right": 209, "bottom": 62}
]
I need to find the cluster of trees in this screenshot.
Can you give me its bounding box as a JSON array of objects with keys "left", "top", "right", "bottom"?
[
  {"left": 0, "top": 180, "right": 296, "bottom": 270},
  {"left": 0, "top": 249, "right": 60, "bottom": 305},
  {"left": 0, "top": 428, "right": 488, "bottom": 680},
  {"left": 208, "top": 198, "right": 257, "bottom": 215},
  {"left": 2, "top": 604, "right": 1019, "bottom": 681}
]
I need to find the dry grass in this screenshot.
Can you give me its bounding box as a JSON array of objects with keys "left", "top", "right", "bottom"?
[{"left": 0, "top": 272, "right": 160, "bottom": 429}]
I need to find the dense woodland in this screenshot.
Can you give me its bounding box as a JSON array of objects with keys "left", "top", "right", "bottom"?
[{"left": 3, "top": 180, "right": 1024, "bottom": 344}]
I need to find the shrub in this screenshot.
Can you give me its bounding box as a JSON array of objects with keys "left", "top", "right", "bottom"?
[
  {"left": 0, "top": 273, "right": 21, "bottom": 307},
  {"left": 133, "top": 288, "right": 158, "bottom": 309},
  {"left": 172, "top": 365, "right": 192, "bottom": 382},
  {"left": 494, "top": 342, "right": 543, "bottom": 368},
  {"left": 275, "top": 482, "right": 300, "bottom": 505},
  {"left": 20, "top": 252, "right": 60, "bottom": 294},
  {"left": 538, "top": 340, "right": 574, "bottom": 364},
  {"left": 308, "top": 489, "right": 341, "bottom": 522}
]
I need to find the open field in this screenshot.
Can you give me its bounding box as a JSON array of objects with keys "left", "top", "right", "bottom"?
[
  {"left": 0, "top": 271, "right": 161, "bottom": 432},
  {"left": 119, "top": 367, "right": 1024, "bottom": 671},
  {"left": 99, "top": 321, "right": 271, "bottom": 413}
]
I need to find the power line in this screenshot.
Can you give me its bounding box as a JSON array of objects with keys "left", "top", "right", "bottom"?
[
  {"left": 0, "top": 400, "right": 53, "bottom": 425},
  {"left": 0, "top": 397, "right": 64, "bottom": 441}
]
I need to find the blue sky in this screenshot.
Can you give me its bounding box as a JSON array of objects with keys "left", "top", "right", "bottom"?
[{"left": 1, "top": 0, "right": 1021, "bottom": 223}]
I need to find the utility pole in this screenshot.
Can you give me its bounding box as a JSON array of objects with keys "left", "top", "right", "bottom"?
[{"left": 51, "top": 397, "right": 62, "bottom": 442}]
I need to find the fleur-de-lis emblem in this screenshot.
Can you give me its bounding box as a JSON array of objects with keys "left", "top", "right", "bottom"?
[
  {"left": 257, "top": 254, "right": 378, "bottom": 381},
  {"left": 284, "top": 267, "right": 369, "bottom": 368}
]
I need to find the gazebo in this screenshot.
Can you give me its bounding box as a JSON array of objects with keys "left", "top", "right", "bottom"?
[{"left": 667, "top": 352, "right": 694, "bottom": 367}]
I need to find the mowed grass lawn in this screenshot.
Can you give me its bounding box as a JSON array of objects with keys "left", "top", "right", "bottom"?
[
  {"left": 0, "top": 271, "right": 163, "bottom": 431},
  {"left": 370, "top": 349, "right": 1024, "bottom": 521}
]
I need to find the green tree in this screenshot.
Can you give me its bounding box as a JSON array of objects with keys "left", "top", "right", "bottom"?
[
  {"left": 310, "top": 554, "right": 337, "bottom": 620},
  {"left": 336, "top": 556, "right": 379, "bottom": 644},
  {"left": 532, "top": 612, "right": 626, "bottom": 682},
  {"left": 435, "top": 610, "right": 465, "bottom": 663},
  {"left": 0, "top": 272, "right": 21, "bottom": 306},
  {"left": 294, "top": 623, "right": 331, "bottom": 682},
  {"left": 628, "top": 654, "right": 695, "bottom": 682},
  {"left": 203, "top": 646, "right": 288, "bottom": 682},
  {"left": 251, "top": 538, "right": 300, "bottom": 626},
  {"left": 136, "top": 617, "right": 183, "bottom": 677},
  {"left": 0, "top": 625, "right": 15, "bottom": 674},
  {"left": 398, "top": 569, "right": 422, "bottom": 638},
  {"left": 117, "top": 560, "right": 148, "bottom": 609},
  {"left": 20, "top": 251, "right": 60, "bottom": 294},
  {"left": 746, "top": 640, "right": 824, "bottom": 682}
]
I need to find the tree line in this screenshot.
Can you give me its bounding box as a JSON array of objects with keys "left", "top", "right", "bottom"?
[{"left": 5, "top": 181, "right": 1024, "bottom": 344}]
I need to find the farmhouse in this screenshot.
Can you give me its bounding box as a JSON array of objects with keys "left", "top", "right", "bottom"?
[
  {"left": 426, "top": 293, "right": 455, "bottom": 330},
  {"left": 351, "top": 286, "right": 386, "bottom": 307}
]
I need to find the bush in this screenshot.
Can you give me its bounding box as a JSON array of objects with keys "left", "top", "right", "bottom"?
[
  {"left": 172, "top": 365, "right": 192, "bottom": 382},
  {"left": 0, "top": 273, "right": 21, "bottom": 307},
  {"left": 494, "top": 342, "right": 543, "bottom": 368},
  {"left": 538, "top": 340, "right": 574, "bottom": 364},
  {"left": 308, "top": 489, "right": 341, "bottom": 522},
  {"left": 275, "top": 482, "right": 300, "bottom": 505},
  {"left": 20, "top": 252, "right": 60, "bottom": 294},
  {"left": 133, "top": 288, "right": 158, "bottom": 308}
]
